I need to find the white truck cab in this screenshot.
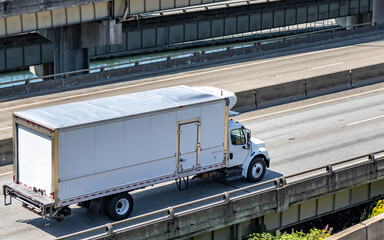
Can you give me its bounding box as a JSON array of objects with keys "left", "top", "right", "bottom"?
[{"left": 227, "top": 119, "right": 270, "bottom": 182}]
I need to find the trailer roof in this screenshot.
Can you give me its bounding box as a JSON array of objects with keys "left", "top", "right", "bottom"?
[{"left": 14, "top": 86, "right": 224, "bottom": 129}]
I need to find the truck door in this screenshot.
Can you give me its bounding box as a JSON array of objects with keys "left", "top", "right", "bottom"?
[
  {"left": 177, "top": 121, "right": 200, "bottom": 173},
  {"left": 228, "top": 128, "right": 249, "bottom": 167}
]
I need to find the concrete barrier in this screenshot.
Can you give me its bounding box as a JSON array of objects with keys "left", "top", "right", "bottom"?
[
  {"left": 255, "top": 80, "right": 306, "bottom": 108},
  {"left": 351, "top": 63, "right": 384, "bottom": 87},
  {"left": 305, "top": 71, "right": 351, "bottom": 97},
  {"left": 0, "top": 138, "right": 13, "bottom": 166},
  {"left": 232, "top": 89, "right": 256, "bottom": 111},
  {"left": 365, "top": 213, "right": 384, "bottom": 240},
  {"left": 327, "top": 213, "right": 384, "bottom": 240},
  {"left": 327, "top": 223, "right": 367, "bottom": 240}
]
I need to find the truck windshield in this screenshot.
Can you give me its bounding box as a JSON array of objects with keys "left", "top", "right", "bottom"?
[{"left": 230, "top": 129, "right": 245, "bottom": 145}]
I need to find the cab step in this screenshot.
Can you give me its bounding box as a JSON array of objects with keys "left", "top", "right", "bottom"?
[
  {"left": 220, "top": 167, "right": 243, "bottom": 182},
  {"left": 224, "top": 175, "right": 244, "bottom": 182}
]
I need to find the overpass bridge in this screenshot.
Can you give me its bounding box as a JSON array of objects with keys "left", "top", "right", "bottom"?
[
  {"left": 1, "top": 0, "right": 384, "bottom": 74},
  {"left": 58, "top": 151, "right": 384, "bottom": 239}
]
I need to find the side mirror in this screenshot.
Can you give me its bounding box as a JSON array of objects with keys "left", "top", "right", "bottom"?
[{"left": 246, "top": 129, "right": 251, "bottom": 142}]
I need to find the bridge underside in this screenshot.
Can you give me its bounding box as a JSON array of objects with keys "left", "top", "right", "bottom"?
[{"left": 0, "top": 0, "right": 382, "bottom": 74}]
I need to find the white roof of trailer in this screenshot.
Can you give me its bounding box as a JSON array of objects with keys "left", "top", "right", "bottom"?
[{"left": 14, "top": 86, "right": 225, "bottom": 129}]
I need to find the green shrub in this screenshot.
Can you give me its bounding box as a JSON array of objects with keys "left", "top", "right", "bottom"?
[
  {"left": 248, "top": 226, "right": 332, "bottom": 240},
  {"left": 370, "top": 199, "right": 384, "bottom": 218}
]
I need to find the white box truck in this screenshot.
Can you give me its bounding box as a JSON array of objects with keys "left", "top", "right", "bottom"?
[{"left": 3, "top": 85, "right": 270, "bottom": 223}]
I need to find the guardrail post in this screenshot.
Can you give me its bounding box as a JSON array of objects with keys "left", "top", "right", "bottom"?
[
  {"left": 106, "top": 223, "right": 114, "bottom": 238},
  {"left": 275, "top": 177, "right": 288, "bottom": 212},
  {"left": 326, "top": 165, "right": 335, "bottom": 192},
  {"left": 223, "top": 192, "right": 230, "bottom": 203},
  {"left": 167, "top": 207, "right": 178, "bottom": 233},
  {"left": 167, "top": 207, "right": 175, "bottom": 219},
  {"left": 369, "top": 154, "right": 378, "bottom": 178}
]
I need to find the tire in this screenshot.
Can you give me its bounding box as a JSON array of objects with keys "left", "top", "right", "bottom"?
[
  {"left": 105, "top": 192, "right": 134, "bottom": 221},
  {"left": 247, "top": 157, "right": 266, "bottom": 182}
]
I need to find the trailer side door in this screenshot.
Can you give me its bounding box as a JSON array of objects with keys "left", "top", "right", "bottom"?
[{"left": 177, "top": 121, "right": 200, "bottom": 172}]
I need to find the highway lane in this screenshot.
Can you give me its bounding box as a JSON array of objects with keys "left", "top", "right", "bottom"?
[
  {"left": 1, "top": 32, "right": 384, "bottom": 140},
  {"left": 1, "top": 82, "right": 384, "bottom": 239}
]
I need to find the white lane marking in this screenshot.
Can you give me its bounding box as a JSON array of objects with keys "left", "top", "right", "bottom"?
[
  {"left": 0, "top": 127, "right": 12, "bottom": 131},
  {"left": 312, "top": 62, "right": 344, "bottom": 69},
  {"left": 240, "top": 87, "right": 384, "bottom": 122},
  {"left": 347, "top": 115, "right": 384, "bottom": 126},
  {"left": 4, "top": 45, "right": 354, "bottom": 111},
  {"left": 0, "top": 171, "right": 12, "bottom": 177}
]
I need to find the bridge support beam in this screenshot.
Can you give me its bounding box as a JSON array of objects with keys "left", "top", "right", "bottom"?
[
  {"left": 37, "top": 20, "right": 122, "bottom": 76},
  {"left": 373, "top": 0, "right": 384, "bottom": 23},
  {"left": 336, "top": 15, "right": 363, "bottom": 29},
  {"left": 29, "top": 63, "right": 54, "bottom": 78}
]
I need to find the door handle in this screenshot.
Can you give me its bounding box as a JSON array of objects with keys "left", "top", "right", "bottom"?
[{"left": 179, "top": 158, "right": 186, "bottom": 162}]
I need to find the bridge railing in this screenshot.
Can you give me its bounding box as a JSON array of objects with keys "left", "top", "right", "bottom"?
[
  {"left": 1, "top": 20, "right": 383, "bottom": 89},
  {"left": 57, "top": 150, "right": 384, "bottom": 239}
]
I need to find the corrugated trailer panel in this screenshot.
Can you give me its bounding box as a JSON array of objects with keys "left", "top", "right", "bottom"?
[
  {"left": 58, "top": 112, "right": 178, "bottom": 200},
  {"left": 57, "top": 101, "right": 226, "bottom": 201},
  {"left": 200, "top": 102, "right": 226, "bottom": 166}
]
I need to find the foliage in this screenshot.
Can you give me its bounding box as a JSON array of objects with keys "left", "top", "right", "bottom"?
[
  {"left": 361, "top": 196, "right": 384, "bottom": 221},
  {"left": 248, "top": 225, "right": 332, "bottom": 240},
  {"left": 370, "top": 199, "right": 384, "bottom": 219}
]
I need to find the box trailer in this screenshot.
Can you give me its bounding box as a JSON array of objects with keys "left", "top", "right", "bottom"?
[{"left": 3, "top": 85, "right": 269, "bottom": 223}]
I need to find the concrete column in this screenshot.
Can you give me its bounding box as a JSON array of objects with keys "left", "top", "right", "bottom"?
[
  {"left": 29, "top": 63, "right": 54, "bottom": 79},
  {"left": 373, "top": 0, "right": 384, "bottom": 23},
  {"left": 346, "top": 15, "right": 360, "bottom": 27},
  {"left": 336, "top": 15, "right": 361, "bottom": 29},
  {"left": 38, "top": 20, "right": 122, "bottom": 76},
  {"left": 49, "top": 25, "right": 90, "bottom": 75}
]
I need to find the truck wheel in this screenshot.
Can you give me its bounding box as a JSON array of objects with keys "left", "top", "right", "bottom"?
[
  {"left": 105, "top": 192, "right": 134, "bottom": 221},
  {"left": 247, "top": 157, "right": 266, "bottom": 182}
]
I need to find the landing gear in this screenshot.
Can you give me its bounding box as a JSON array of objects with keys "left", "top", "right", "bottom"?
[{"left": 175, "top": 176, "right": 189, "bottom": 191}]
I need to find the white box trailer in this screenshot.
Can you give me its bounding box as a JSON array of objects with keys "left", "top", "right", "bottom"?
[{"left": 3, "top": 85, "right": 269, "bottom": 223}]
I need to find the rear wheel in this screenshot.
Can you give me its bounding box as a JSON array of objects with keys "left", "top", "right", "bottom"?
[
  {"left": 247, "top": 157, "right": 266, "bottom": 182},
  {"left": 105, "top": 192, "right": 134, "bottom": 221}
]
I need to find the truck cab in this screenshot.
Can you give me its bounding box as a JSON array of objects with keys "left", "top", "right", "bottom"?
[{"left": 227, "top": 119, "right": 270, "bottom": 182}]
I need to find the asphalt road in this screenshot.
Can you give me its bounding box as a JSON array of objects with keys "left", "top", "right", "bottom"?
[
  {"left": 0, "top": 82, "right": 383, "bottom": 239},
  {"left": 1, "top": 31, "right": 384, "bottom": 140}
]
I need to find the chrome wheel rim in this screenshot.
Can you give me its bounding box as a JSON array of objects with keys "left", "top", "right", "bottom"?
[
  {"left": 252, "top": 162, "right": 263, "bottom": 178},
  {"left": 115, "top": 198, "right": 129, "bottom": 215}
]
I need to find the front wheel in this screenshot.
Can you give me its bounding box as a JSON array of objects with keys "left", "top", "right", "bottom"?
[
  {"left": 105, "top": 192, "right": 134, "bottom": 221},
  {"left": 247, "top": 157, "right": 266, "bottom": 182}
]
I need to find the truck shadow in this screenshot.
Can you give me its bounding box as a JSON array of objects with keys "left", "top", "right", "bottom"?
[{"left": 20, "top": 170, "right": 283, "bottom": 239}]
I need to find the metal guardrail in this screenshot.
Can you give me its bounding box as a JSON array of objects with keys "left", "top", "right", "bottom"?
[
  {"left": 57, "top": 150, "right": 384, "bottom": 239},
  {"left": 2, "top": 21, "right": 383, "bottom": 89}
]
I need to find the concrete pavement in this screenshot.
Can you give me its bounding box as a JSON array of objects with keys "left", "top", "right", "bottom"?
[{"left": 1, "top": 81, "right": 384, "bottom": 239}]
